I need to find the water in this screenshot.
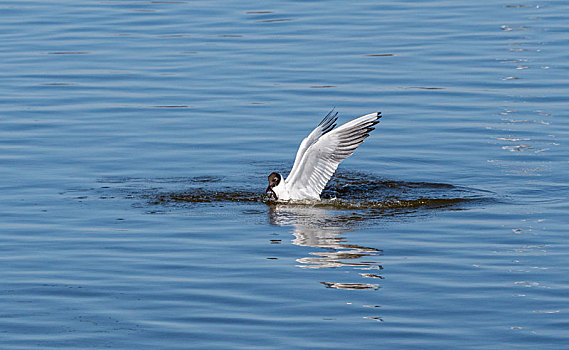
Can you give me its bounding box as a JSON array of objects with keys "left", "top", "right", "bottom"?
[{"left": 1, "top": 0, "right": 568, "bottom": 349}]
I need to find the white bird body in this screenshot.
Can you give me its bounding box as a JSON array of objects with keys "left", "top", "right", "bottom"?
[{"left": 266, "top": 110, "right": 382, "bottom": 201}]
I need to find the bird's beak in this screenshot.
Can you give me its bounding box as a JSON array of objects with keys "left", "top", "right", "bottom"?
[{"left": 266, "top": 185, "right": 277, "bottom": 200}]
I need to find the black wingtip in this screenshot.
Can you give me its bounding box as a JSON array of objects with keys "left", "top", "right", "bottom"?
[
  {"left": 319, "top": 108, "right": 339, "bottom": 135},
  {"left": 319, "top": 108, "right": 337, "bottom": 125}
]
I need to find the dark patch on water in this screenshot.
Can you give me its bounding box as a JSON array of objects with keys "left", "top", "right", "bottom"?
[
  {"left": 149, "top": 171, "right": 491, "bottom": 211},
  {"left": 48, "top": 51, "right": 91, "bottom": 55},
  {"left": 246, "top": 11, "right": 274, "bottom": 14},
  {"left": 259, "top": 18, "right": 294, "bottom": 23},
  {"left": 321, "top": 281, "right": 380, "bottom": 290},
  {"left": 156, "top": 189, "right": 262, "bottom": 203}
]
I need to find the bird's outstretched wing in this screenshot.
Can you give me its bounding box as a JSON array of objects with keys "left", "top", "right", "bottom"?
[
  {"left": 286, "top": 109, "right": 338, "bottom": 183},
  {"left": 285, "top": 112, "right": 382, "bottom": 200}
]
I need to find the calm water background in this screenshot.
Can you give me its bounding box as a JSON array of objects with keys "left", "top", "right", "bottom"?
[{"left": 1, "top": 0, "right": 568, "bottom": 349}]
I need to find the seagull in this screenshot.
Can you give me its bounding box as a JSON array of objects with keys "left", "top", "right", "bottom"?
[{"left": 266, "top": 109, "right": 382, "bottom": 201}]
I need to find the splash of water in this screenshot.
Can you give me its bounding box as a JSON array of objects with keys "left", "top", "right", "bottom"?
[{"left": 154, "top": 171, "right": 490, "bottom": 211}]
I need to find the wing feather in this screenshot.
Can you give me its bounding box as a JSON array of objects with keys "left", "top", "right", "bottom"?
[
  {"left": 287, "top": 109, "right": 338, "bottom": 182},
  {"left": 285, "top": 112, "right": 382, "bottom": 200}
]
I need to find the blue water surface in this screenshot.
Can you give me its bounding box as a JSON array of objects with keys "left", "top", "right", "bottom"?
[{"left": 1, "top": 0, "right": 568, "bottom": 349}]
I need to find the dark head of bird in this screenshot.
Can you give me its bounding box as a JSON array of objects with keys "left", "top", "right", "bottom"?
[{"left": 266, "top": 172, "right": 281, "bottom": 200}]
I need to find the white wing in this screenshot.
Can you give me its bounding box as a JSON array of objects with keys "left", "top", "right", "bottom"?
[
  {"left": 285, "top": 112, "right": 382, "bottom": 200},
  {"left": 286, "top": 109, "right": 338, "bottom": 182}
]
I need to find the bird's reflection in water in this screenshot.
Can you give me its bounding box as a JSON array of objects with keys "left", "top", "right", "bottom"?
[{"left": 268, "top": 204, "right": 383, "bottom": 290}]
